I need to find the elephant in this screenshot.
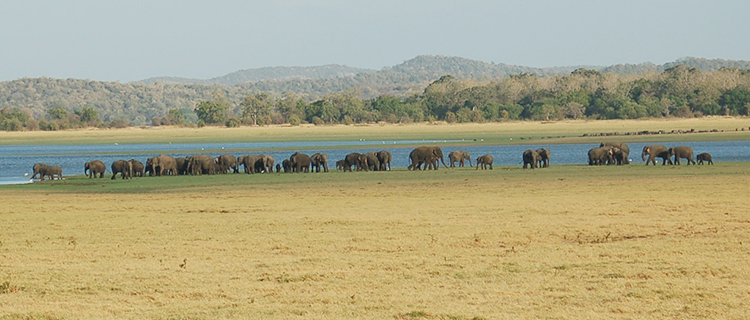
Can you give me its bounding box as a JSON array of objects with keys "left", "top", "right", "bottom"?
[
  {"left": 84, "top": 160, "right": 106, "bottom": 178},
  {"left": 282, "top": 159, "right": 292, "bottom": 173},
  {"left": 32, "top": 163, "right": 62, "bottom": 181},
  {"left": 343, "top": 152, "right": 367, "bottom": 172},
  {"left": 522, "top": 149, "right": 540, "bottom": 169},
  {"left": 289, "top": 152, "right": 311, "bottom": 173},
  {"left": 476, "top": 154, "right": 493, "bottom": 170},
  {"left": 600, "top": 142, "right": 630, "bottom": 164},
  {"left": 588, "top": 147, "right": 613, "bottom": 165},
  {"left": 45, "top": 165, "right": 63, "bottom": 181},
  {"left": 129, "top": 159, "right": 144, "bottom": 177},
  {"left": 335, "top": 159, "right": 346, "bottom": 171},
  {"left": 31, "top": 163, "right": 48, "bottom": 180},
  {"left": 275, "top": 163, "right": 282, "bottom": 172},
  {"left": 408, "top": 146, "right": 448, "bottom": 170},
  {"left": 609, "top": 147, "right": 628, "bottom": 165},
  {"left": 258, "top": 154, "right": 275, "bottom": 173},
  {"left": 535, "top": 148, "right": 550, "bottom": 168},
  {"left": 175, "top": 157, "right": 188, "bottom": 175},
  {"left": 188, "top": 155, "right": 216, "bottom": 175},
  {"left": 669, "top": 146, "right": 696, "bottom": 165},
  {"left": 376, "top": 150, "right": 392, "bottom": 171},
  {"left": 696, "top": 152, "right": 713, "bottom": 165},
  {"left": 311, "top": 153, "right": 329, "bottom": 173},
  {"left": 238, "top": 155, "right": 259, "bottom": 174},
  {"left": 111, "top": 160, "right": 132, "bottom": 180},
  {"left": 363, "top": 152, "right": 380, "bottom": 171},
  {"left": 448, "top": 150, "right": 472, "bottom": 167},
  {"left": 148, "top": 155, "right": 178, "bottom": 176},
  {"left": 215, "top": 154, "right": 238, "bottom": 173},
  {"left": 145, "top": 161, "right": 154, "bottom": 176},
  {"left": 641, "top": 145, "right": 672, "bottom": 166}
]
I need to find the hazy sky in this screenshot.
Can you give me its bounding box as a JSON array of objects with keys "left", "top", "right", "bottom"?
[{"left": 2, "top": 0, "right": 748, "bottom": 82}]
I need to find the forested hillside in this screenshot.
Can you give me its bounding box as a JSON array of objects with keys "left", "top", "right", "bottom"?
[
  {"left": 1, "top": 56, "right": 749, "bottom": 131},
  {"left": 141, "top": 64, "right": 374, "bottom": 85}
]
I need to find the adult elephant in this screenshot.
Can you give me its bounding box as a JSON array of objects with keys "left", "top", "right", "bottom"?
[
  {"left": 238, "top": 155, "right": 260, "bottom": 174},
  {"left": 311, "top": 153, "right": 329, "bottom": 173},
  {"left": 588, "top": 147, "right": 613, "bottom": 165},
  {"left": 609, "top": 147, "right": 628, "bottom": 165},
  {"left": 149, "top": 155, "right": 178, "bottom": 176},
  {"left": 215, "top": 154, "right": 238, "bottom": 173},
  {"left": 669, "top": 146, "right": 696, "bottom": 165},
  {"left": 188, "top": 155, "right": 216, "bottom": 175},
  {"left": 600, "top": 142, "right": 630, "bottom": 164},
  {"left": 84, "top": 160, "right": 106, "bottom": 178},
  {"left": 476, "top": 154, "right": 493, "bottom": 170},
  {"left": 363, "top": 152, "right": 380, "bottom": 171},
  {"left": 258, "top": 154, "right": 275, "bottom": 173},
  {"left": 536, "top": 148, "right": 550, "bottom": 168},
  {"left": 31, "top": 163, "right": 49, "bottom": 180},
  {"left": 641, "top": 145, "right": 672, "bottom": 166},
  {"left": 343, "top": 152, "right": 367, "bottom": 172},
  {"left": 522, "top": 149, "right": 540, "bottom": 169},
  {"left": 129, "top": 159, "right": 144, "bottom": 177},
  {"left": 696, "top": 152, "right": 713, "bottom": 165},
  {"left": 175, "top": 157, "right": 188, "bottom": 175},
  {"left": 32, "top": 163, "right": 63, "bottom": 181},
  {"left": 448, "top": 150, "right": 472, "bottom": 167},
  {"left": 408, "top": 146, "right": 448, "bottom": 170},
  {"left": 289, "top": 152, "right": 311, "bottom": 173},
  {"left": 377, "top": 150, "right": 392, "bottom": 171},
  {"left": 111, "top": 160, "right": 132, "bottom": 180}
]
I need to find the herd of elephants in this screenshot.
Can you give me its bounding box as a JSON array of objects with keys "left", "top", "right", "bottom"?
[{"left": 28, "top": 143, "right": 714, "bottom": 181}]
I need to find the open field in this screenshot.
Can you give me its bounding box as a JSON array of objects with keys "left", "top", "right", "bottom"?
[
  {"left": 2, "top": 163, "right": 750, "bottom": 319},
  {"left": 1, "top": 117, "right": 750, "bottom": 146}
]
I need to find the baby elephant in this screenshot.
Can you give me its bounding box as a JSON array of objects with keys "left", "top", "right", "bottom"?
[
  {"left": 696, "top": 152, "right": 713, "bottom": 165},
  {"left": 476, "top": 154, "right": 493, "bottom": 170}
]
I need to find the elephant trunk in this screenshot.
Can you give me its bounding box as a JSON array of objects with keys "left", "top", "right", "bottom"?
[{"left": 641, "top": 150, "right": 648, "bottom": 162}]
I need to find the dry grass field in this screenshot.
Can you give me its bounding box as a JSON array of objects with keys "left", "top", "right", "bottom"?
[
  {"left": 2, "top": 163, "right": 750, "bottom": 319},
  {"left": 1, "top": 117, "right": 750, "bottom": 146}
]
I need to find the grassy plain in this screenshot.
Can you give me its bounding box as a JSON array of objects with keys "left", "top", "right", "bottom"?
[
  {"left": 2, "top": 163, "right": 750, "bottom": 319},
  {"left": 2, "top": 118, "right": 750, "bottom": 319},
  {"left": 1, "top": 117, "right": 750, "bottom": 147}
]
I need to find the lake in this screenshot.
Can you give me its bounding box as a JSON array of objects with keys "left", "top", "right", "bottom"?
[{"left": 1, "top": 140, "right": 748, "bottom": 183}]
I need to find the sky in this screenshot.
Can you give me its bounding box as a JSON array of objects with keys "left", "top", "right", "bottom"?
[{"left": 2, "top": 0, "right": 749, "bottom": 82}]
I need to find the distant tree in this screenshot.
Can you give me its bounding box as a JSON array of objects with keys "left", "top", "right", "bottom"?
[
  {"left": 47, "top": 106, "right": 68, "bottom": 120},
  {"left": 165, "top": 108, "right": 184, "bottom": 125},
  {"left": 240, "top": 92, "right": 274, "bottom": 125},
  {"left": 195, "top": 91, "right": 233, "bottom": 125},
  {"left": 195, "top": 100, "right": 228, "bottom": 125},
  {"left": 75, "top": 107, "right": 100, "bottom": 125}
]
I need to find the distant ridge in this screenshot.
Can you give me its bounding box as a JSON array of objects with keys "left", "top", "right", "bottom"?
[
  {"left": 141, "top": 64, "right": 375, "bottom": 85},
  {"left": 138, "top": 56, "right": 750, "bottom": 96}
]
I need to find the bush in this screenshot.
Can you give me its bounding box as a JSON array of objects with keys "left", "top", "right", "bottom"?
[
  {"left": 288, "top": 115, "right": 301, "bottom": 126},
  {"left": 312, "top": 116, "right": 325, "bottom": 126},
  {"left": 225, "top": 117, "right": 242, "bottom": 128},
  {"left": 109, "top": 119, "right": 131, "bottom": 128}
]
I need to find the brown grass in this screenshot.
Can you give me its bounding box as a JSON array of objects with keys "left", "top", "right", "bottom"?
[
  {"left": 2, "top": 117, "right": 749, "bottom": 145},
  {"left": 2, "top": 164, "right": 750, "bottom": 319}
]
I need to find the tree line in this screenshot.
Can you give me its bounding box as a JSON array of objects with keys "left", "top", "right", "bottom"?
[{"left": 2, "top": 65, "right": 750, "bottom": 131}]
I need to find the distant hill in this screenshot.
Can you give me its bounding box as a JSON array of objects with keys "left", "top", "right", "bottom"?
[
  {"left": 2, "top": 55, "right": 750, "bottom": 126},
  {"left": 141, "top": 65, "right": 375, "bottom": 85},
  {"left": 138, "top": 56, "right": 750, "bottom": 99}
]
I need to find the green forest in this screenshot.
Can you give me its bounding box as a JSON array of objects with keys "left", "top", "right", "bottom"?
[{"left": 1, "top": 56, "right": 750, "bottom": 131}]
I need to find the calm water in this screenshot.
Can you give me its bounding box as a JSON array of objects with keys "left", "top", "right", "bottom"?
[{"left": 1, "top": 140, "right": 748, "bottom": 183}]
